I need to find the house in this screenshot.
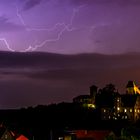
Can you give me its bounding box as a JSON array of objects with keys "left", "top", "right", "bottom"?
[
  {"left": 0, "top": 126, "right": 15, "bottom": 140},
  {"left": 74, "top": 130, "right": 115, "bottom": 140},
  {"left": 0, "top": 125, "right": 28, "bottom": 140},
  {"left": 58, "top": 130, "right": 115, "bottom": 140},
  {"left": 58, "top": 130, "right": 76, "bottom": 140},
  {"left": 15, "top": 135, "right": 29, "bottom": 140}
]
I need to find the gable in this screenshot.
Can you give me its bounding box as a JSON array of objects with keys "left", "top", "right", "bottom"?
[{"left": 0, "top": 129, "right": 15, "bottom": 140}]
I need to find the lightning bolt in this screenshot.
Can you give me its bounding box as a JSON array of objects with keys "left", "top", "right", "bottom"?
[
  {"left": 18, "top": 5, "right": 85, "bottom": 52},
  {"left": 0, "top": 38, "right": 15, "bottom": 52},
  {"left": 0, "top": 3, "right": 85, "bottom": 52}
]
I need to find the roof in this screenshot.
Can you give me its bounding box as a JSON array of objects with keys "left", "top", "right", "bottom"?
[
  {"left": 126, "top": 81, "right": 135, "bottom": 88},
  {"left": 75, "top": 130, "right": 114, "bottom": 140},
  {"left": 73, "top": 95, "right": 91, "bottom": 100},
  {"left": 0, "top": 125, "right": 28, "bottom": 140},
  {"left": 16, "top": 135, "right": 29, "bottom": 140}
]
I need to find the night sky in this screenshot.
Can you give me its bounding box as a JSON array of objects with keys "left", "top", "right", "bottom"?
[{"left": 0, "top": 0, "right": 140, "bottom": 108}]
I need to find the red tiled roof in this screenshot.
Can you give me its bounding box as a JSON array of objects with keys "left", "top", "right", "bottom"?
[
  {"left": 75, "top": 130, "right": 113, "bottom": 140},
  {"left": 16, "top": 135, "right": 29, "bottom": 140}
]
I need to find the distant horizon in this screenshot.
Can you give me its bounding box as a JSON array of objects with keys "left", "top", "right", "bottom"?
[
  {"left": 0, "top": 51, "right": 139, "bottom": 108},
  {"left": 0, "top": 0, "right": 140, "bottom": 109}
]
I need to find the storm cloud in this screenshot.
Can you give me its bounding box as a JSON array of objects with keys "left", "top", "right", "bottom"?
[
  {"left": 0, "top": 16, "right": 24, "bottom": 32},
  {"left": 0, "top": 52, "right": 139, "bottom": 108},
  {"left": 23, "top": 0, "right": 43, "bottom": 11}
]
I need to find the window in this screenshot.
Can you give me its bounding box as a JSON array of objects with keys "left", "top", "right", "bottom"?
[
  {"left": 124, "top": 109, "right": 127, "bottom": 112},
  {"left": 117, "top": 107, "right": 120, "bottom": 111},
  {"left": 135, "top": 109, "right": 137, "bottom": 113},
  {"left": 125, "top": 116, "right": 127, "bottom": 119},
  {"left": 130, "top": 109, "right": 132, "bottom": 112},
  {"left": 103, "top": 109, "right": 106, "bottom": 113},
  {"left": 5, "top": 134, "right": 7, "bottom": 139}
]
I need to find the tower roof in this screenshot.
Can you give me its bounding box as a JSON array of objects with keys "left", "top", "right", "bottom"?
[{"left": 126, "top": 81, "right": 135, "bottom": 88}]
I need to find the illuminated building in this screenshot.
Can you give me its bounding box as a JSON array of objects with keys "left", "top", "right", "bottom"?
[
  {"left": 73, "top": 85, "right": 97, "bottom": 109},
  {"left": 101, "top": 81, "right": 140, "bottom": 121},
  {"left": 73, "top": 81, "right": 140, "bottom": 121}
]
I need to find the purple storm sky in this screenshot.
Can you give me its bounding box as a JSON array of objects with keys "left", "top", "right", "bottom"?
[
  {"left": 1, "top": 0, "right": 140, "bottom": 54},
  {"left": 0, "top": 0, "right": 140, "bottom": 108}
]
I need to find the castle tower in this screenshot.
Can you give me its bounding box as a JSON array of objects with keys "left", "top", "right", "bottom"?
[
  {"left": 89, "top": 85, "right": 98, "bottom": 105},
  {"left": 90, "top": 85, "right": 98, "bottom": 97},
  {"left": 126, "top": 81, "right": 140, "bottom": 94}
]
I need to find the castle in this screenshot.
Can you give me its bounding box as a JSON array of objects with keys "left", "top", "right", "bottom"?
[{"left": 73, "top": 81, "right": 140, "bottom": 121}]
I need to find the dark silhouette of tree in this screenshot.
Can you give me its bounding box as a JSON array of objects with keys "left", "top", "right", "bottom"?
[{"left": 95, "top": 83, "right": 118, "bottom": 108}]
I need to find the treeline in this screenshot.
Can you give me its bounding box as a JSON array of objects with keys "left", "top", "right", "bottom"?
[
  {"left": 0, "top": 103, "right": 97, "bottom": 139},
  {"left": 0, "top": 102, "right": 130, "bottom": 140}
]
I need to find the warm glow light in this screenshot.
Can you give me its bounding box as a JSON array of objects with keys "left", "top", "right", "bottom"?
[
  {"left": 117, "top": 107, "right": 120, "bottom": 111},
  {"left": 130, "top": 109, "right": 132, "bottom": 112},
  {"left": 134, "top": 85, "right": 140, "bottom": 94},
  {"left": 87, "top": 104, "right": 95, "bottom": 108},
  {"left": 124, "top": 109, "right": 127, "bottom": 112}
]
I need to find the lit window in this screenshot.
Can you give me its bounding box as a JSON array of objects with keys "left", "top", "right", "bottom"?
[
  {"left": 109, "top": 116, "right": 111, "bottom": 119},
  {"left": 125, "top": 116, "right": 127, "bottom": 119},
  {"left": 130, "top": 109, "right": 132, "bottom": 112},
  {"left": 117, "top": 99, "right": 119, "bottom": 102},
  {"left": 117, "top": 107, "right": 120, "bottom": 111},
  {"left": 124, "top": 109, "right": 127, "bottom": 112},
  {"left": 104, "top": 109, "right": 106, "bottom": 112},
  {"left": 135, "top": 109, "right": 137, "bottom": 113},
  {"left": 138, "top": 109, "right": 140, "bottom": 113},
  {"left": 58, "top": 137, "right": 63, "bottom": 140},
  {"left": 118, "top": 114, "right": 120, "bottom": 116}
]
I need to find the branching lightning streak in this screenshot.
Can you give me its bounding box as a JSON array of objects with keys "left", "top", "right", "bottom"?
[
  {"left": 18, "top": 5, "right": 85, "bottom": 52},
  {"left": 0, "top": 38, "right": 15, "bottom": 52},
  {"left": 0, "top": 3, "right": 85, "bottom": 52}
]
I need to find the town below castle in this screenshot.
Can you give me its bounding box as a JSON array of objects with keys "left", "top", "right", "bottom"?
[{"left": 1, "top": 81, "right": 140, "bottom": 140}]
